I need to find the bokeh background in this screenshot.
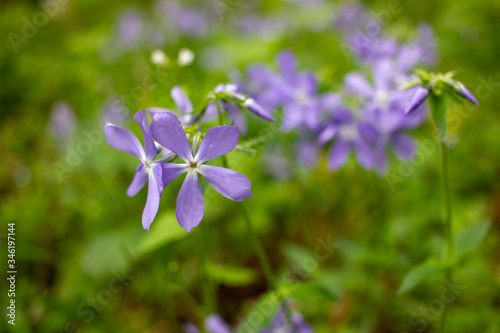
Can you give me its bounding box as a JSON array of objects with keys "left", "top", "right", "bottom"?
[{"left": 1, "top": 0, "right": 500, "bottom": 332}]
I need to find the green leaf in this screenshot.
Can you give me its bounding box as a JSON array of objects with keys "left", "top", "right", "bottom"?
[
  {"left": 429, "top": 94, "right": 447, "bottom": 143},
  {"left": 281, "top": 282, "right": 338, "bottom": 302},
  {"left": 235, "top": 291, "right": 284, "bottom": 333},
  {"left": 397, "top": 260, "right": 442, "bottom": 295},
  {"left": 454, "top": 221, "right": 490, "bottom": 258},
  {"left": 206, "top": 264, "right": 258, "bottom": 287},
  {"left": 133, "top": 212, "right": 188, "bottom": 257}
]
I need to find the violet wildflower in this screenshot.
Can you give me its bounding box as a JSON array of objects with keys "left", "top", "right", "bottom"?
[
  {"left": 150, "top": 112, "right": 252, "bottom": 232},
  {"left": 104, "top": 110, "right": 166, "bottom": 231},
  {"left": 48, "top": 101, "right": 76, "bottom": 143},
  {"left": 183, "top": 314, "right": 231, "bottom": 333},
  {"left": 319, "top": 108, "right": 375, "bottom": 170},
  {"left": 261, "top": 306, "right": 313, "bottom": 333}
]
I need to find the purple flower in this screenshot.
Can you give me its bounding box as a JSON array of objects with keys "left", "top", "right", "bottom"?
[
  {"left": 261, "top": 306, "right": 313, "bottom": 333},
  {"left": 48, "top": 101, "right": 76, "bottom": 143},
  {"left": 148, "top": 86, "right": 197, "bottom": 126},
  {"left": 319, "top": 108, "right": 375, "bottom": 171},
  {"left": 452, "top": 81, "right": 479, "bottom": 105},
  {"left": 104, "top": 110, "right": 164, "bottom": 231},
  {"left": 183, "top": 315, "right": 231, "bottom": 333},
  {"left": 150, "top": 112, "right": 252, "bottom": 232}
]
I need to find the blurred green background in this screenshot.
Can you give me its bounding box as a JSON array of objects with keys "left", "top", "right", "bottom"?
[{"left": 1, "top": 0, "right": 500, "bottom": 332}]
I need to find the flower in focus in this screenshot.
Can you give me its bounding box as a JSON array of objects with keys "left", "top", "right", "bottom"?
[
  {"left": 150, "top": 112, "right": 253, "bottom": 232},
  {"left": 104, "top": 110, "right": 165, "bottom": 231}
]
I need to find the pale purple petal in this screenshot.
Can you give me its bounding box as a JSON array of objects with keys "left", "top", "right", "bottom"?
[
  {"left": 353, "top": 140, "right": 374, "bottom": 169},
  {"left": 373, "top": 59, "right": 392, "bottom": 91},
  {"left": 142, "top": 164, "right": 163, "bottom": 231},
  {"left": 127, "top": 163, "right": 148, "bottom": 197},
  {"left": 198, "top": 165, "right": 252, "bottom": 201},
  {"left": 151, "top": 112, "right": 193, "bottom": 163},
  {"left": 243, "top": 98, "right": 275, "bottom": 122},
  {"left": 104, "top": 122, "right": 145, "bottom": 159},
  {"left": 183, "top": 323, "right": 200, "bottom": 333},
  {"left": 328, "top": 140, "right": 350, "bottom": 170},
  {"left": 345, "top": 73, "right": 374, "bottom": 98},
  {"left": 455, "top": 82, "right": 479, "bottom": 105},
  {"left": 405, "top": 87, "right": 429, "bottom": 115},
  {"left": 161, "top": 163, "right": 188, "bottom": 187},
  {"left": 176, "top": 172, "right": 204, "bottom": 232},
  {"left": 171, "top": 86, "right": 193, "bottom": 113},
  {"left": 277, "top": 51, "right": 297, "bottom": 80},
  {"left": 195, "top": 126, "right": 239, "bottom": 163},
  {"left": 393, "top": 134, "right": 416, "bottom": 159},
  {"left": 205, "top": 315, "right": 231, "bottom": 333},
  {"left": 227, "top": 106, "right": 248, "bottom": 135},
  {"left": 133, "top": 110, "right": 157, "bottom": 160}
]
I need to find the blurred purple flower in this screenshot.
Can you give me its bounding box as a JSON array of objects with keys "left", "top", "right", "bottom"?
[
  {"left": 104, "top": 110, "right": 165, "bottom": 231},
  {"left": 150, "top": 112, "right": 252, "bottom": 232},
  {"left": 48, "top": 101, "right": 76, "bottom": 143},
  {"left": 101, "top": 97, "right": 130, "bottom": 125}
]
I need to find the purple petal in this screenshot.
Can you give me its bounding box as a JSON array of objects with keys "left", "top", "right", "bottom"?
[
  {"left": 373, "top": 59, "right": 392, "bottom": 91},
  {"left": 161, "top": 163, "right": 188, "bottom": 187},
  {"left": 133, "top": 110, "right": 157, "bottom": 161},
  {"left": 171, "top": 86, "right": 193, "bottom": 113},
  {"left": 405, "top": 87, "right": 429, "bottom": 115},
  {"left": 142, "top": 164, "right": 163, "bottom": 231},
  {"left": 277, "top": 51, "right": 297, "bottom": 80},
  {"left": 127, "top": 163, "right": 148, "bottom": 196},
  {"left": 151, "top": 112, "right": 193, "bottom": 163},
  {"left": 183, "top": 323, "right": 200, "bottom": 333},
  {"left": 393, "top": 133, "right": 416, "bottom": 159},
  {"left": 198, "top": 165, "right": 252, "bottom": 201},
  {"left": 353, "top": 140, "right": 374, "bottom": 169},
  {"left": 176, "top": 172, "right": 204, "bottom": 232},
  {"left": 227, "top": 106, "right": 248, "bottom": 136},
  {"left": 345, "top": 73, "right": 374, "bottom": 98},
  {"left": 455, "top": 82, "right": 479, "bottom": 105},
  {"left": 195, "top": 126, "right": 239, "bottom": 163},
  {"left": 205, "top": 315, "right": 231, "bottom": 333},
  {"left": 328, "top": 140, "right": 351, "bottom": 170},
  {"left": 104, "top": 122, "right": 145, "bottom": 159},
  {"left": 243, "top": 98, "right": 275, "bottom": 122},
  {"left": 318, "top": 123, "right": 337, "bottom": 145}
]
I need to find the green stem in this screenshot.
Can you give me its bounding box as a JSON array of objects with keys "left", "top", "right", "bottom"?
[
  {"left": 440, "top": 142, "right": 454, "bottom": 331},
  {"left": 197, "top": 228, "right": 214, "bottom": 316},
  {"left": 240, "top": 203, "right": 278, "bottom": 290},
  {"left": 215, "top": 97, "right": 277, "bottom": 291}
]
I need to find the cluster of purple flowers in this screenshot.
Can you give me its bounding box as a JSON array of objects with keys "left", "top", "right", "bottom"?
[{"left": 237, "top": 3, "right": 440, "bottom": 174}]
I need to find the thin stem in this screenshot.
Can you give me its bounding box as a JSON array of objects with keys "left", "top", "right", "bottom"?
[
  {"left": 240, "top": 203, "right": 278, "bottom": 290},
  {"left": 440, "top": 142, "right": 454, "bottom": 330}
]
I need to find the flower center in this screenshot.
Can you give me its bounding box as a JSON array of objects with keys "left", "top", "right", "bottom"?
[
  {"left": 339, "top": 125, "right": 358, "bottom": 141},
  {"left": 143, "top": 160, "right": 153, "bottom": 174},
  {"left": 190, "top": 162, "right": 197, "bottom": 169},
  {"left": 374, "top": 90, "right": 390, "bottom": 107}
]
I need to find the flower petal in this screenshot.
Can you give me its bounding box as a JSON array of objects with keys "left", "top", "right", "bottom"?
[
  {"left": 405, "top": 87, "right": 429, "bottom": 115},
  {"left": 455, "top": 81, "right": 479, "bottom": 105},
  {"left": 205, "top": 315, "right": 231, "bottom": 333},
  {"left": 176, "top": 171, "right": 204, "bottom": 232},
  {"left": 133, "top": 110, "right": 157, "bottom": 161},
  {"left": 195, "top": 125, "right": 239, "bottom": 163},
  {"left": 392, "top": 133, "right": 416, "bottom": 159},
  {"left": 353, "top": 139, "right": 374, "bottom": 169},
  {"left": 198, "top": 165, "right": 252, "bottom": 202},
  {"left": 277, "top": 51, "right": 297, "bottom": 80},
  {"left": 243, "top": 98, "right": 275, "bottom": 122},
  {"left": 327, "top": 140, "right": 351, "bottom": 170},
  {"left": 150, "top": 111, "right": 193, "bottom": 163},
  {"left": 161, "top": 163, "right": 188, "bottom": 187},
  {"left": 345, "top": 73, "right": 374, "bottom": 98},
  {"left": 104, "top": 122, "right": 145, "bottom": 159},
  {"left": 171, "top": 86, "right": 193, "bottom": 113},
  {"left": 142, "top": 164, "right": 163, "bottom": 231},
  {"left": 127, "top": 163, "right": 148, "bottom": 197}
]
